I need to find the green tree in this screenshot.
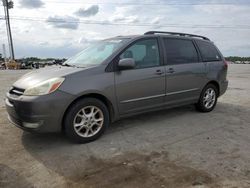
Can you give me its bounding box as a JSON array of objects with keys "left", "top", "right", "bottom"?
[{"left": 226, "top": 56, "right": 250, "bottom": 62}]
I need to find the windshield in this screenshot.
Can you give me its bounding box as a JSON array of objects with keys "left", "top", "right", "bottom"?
[{"left": 64, "top": 38, "right": 129, "bottom": 67}]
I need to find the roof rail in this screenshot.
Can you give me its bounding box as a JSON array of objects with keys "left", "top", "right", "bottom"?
[{"left": 144, "top": 31, "right": 210, "bottom": 41}]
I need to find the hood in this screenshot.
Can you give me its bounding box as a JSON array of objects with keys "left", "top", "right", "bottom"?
[{"left": 13, "top": 66, "right": 85, "bottom": 89}]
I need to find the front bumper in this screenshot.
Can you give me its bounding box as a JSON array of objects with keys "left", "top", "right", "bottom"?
[{"left": 5, "top": 90, "right": 74, "bottom": 133}]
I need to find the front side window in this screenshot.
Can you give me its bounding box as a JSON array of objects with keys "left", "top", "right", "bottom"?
[
  {"left": 120, "top": 38, "right": 160, "bottom": 69},
  {"left": 164, "top": 38, "right": 199, "bottom": 65},
  {"left": 196, "top": 40, "right": 221, "bottom": 62}
]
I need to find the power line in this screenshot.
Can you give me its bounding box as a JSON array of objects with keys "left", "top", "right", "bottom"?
[
  {"left": 1, "top": 1, "right": 250, "bottom": 6},
  {"left": 38, "top": 1, "right": 250, "bottom": 6},
  {"left": 1, "top": 15, "right": 250, "bottom": 29},
  {"left": 2, "top": 16, "right": 250, "bottom": 29}
]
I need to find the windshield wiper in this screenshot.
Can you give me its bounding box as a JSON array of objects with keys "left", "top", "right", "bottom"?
[
  {"left": 61, "top": 63, "right": 86, "bottom": 68},
  {"left": 61, "top": 63, "right": 77, "bottom": 67}
]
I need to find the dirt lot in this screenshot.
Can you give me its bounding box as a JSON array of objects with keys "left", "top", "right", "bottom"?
[{"left": 0, "top": 64, "right": 250, "bottom": 188}]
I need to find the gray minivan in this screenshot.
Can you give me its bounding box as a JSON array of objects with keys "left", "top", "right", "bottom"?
[{"left": 5, "top": 31, "right": 228, "bottom": 143}]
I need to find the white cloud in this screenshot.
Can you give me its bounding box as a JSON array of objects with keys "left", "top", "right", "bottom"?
[
  {"left": 111, "top": 15, "right": 139, "bottom": 23},
  {"left": 1, "top": 1, "right": 250, "bottom": 58},
  {"left": 109, "top": 6, "right": 139, "bottom": 23},
  {"left": 46, "top": 15, "right": 79, "bottom": 30},
  {"left": 19, "top": 0, "right": 44, "bottom": 9},
  {"left": 151, "top": 17, "right": 161, "bottom": 24},
  {"left": 74, "top": 5, "right": 99, "bottom": 17}
]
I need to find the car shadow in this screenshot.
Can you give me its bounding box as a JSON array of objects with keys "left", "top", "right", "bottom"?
[
  {"left": 21, "top": 102, "right": 249, "bottom": 185},
  {"left": 21, "top": 104, "right": 195, "bottom": 148},
  {"left": 107, "top": 104, "right": 195, "bottom": 134},
  {"left": 22, "top": 101, "right": 246, "bottom": 148}
]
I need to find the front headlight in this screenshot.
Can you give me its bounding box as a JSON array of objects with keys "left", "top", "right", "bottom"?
[{"left": 23, "top": 77, "right": 65, "bottom": 96}]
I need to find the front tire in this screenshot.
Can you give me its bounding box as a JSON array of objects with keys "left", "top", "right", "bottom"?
[
  {"left": 196, "top": 84, "right": 218, "bottom": 112},
  {"left": 64, "top": 98, "right": 109, "bottom": 143}
]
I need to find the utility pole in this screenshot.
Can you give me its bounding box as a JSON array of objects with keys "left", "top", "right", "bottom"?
[
  {"left": 2, "top": 0, "right": 14, "bottom": 60},
  {"left": 2, "top": 44, "right": 7, "bottom": 62}
]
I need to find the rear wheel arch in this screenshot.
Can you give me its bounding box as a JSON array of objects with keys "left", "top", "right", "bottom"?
[
  {"left": 205, "top": 81, "right": 220, "bottom": 96},
  {"left": 62, "top": 93, "right": 115, "bottom": 131}
]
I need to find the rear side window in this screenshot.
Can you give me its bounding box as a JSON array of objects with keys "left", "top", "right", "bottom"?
[
  {"left": 196, "top": 40, "right": 221, "bottom": 62},
  {"left": 164, "top": 38, "right": 199, "bottom": 65}
]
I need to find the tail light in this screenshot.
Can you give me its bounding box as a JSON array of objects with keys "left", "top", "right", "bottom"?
[{"left": 223, "top": 59, "right": 228, "bottom": 68}]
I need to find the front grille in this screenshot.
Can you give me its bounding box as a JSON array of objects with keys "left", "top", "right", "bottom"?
[{"left": 9, "top": 87, "right": 25, "bottom": 97}]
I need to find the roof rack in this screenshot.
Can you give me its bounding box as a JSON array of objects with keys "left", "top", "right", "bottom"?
[{"left": 144, "top": 31, "right": 210, "bottom": 41}]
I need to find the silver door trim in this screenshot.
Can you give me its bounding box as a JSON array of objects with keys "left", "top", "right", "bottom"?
[
  {"left": 120, "top": 88, "right": 199, "bottom": 103},
  {"left": 121, "top": 94, "right": 165, "bottom": 103},
  {"left": 166, "top": 88, "right": 199, "bottom": 96}
]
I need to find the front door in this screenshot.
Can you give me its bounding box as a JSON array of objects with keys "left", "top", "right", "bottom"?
[{"left": 115, "top": 38, "right": 166, "bottom": 114}]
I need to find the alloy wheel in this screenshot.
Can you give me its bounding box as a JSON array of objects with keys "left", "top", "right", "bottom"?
[
  {"left": 73, "top": 106, "right": 104, "bottom": 138},
  {"left": 203, "top": 88, "right": 216, "bottom": 109}
]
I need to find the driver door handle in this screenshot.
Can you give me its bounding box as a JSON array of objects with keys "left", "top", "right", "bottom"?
[{"left": 155, "top": 69, "right": 164, "bottom": 75}]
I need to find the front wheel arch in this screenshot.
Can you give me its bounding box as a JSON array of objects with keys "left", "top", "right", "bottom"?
[
  {"left": 63, "top": 97, "right": 110, "bottom": 143},
  {"left": 62, "top": 93, "right": 114, "bottom": 132}
]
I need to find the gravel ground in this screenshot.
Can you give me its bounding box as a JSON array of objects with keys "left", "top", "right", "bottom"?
[{"left": 0, "top": 64, "right": 250, "bottom": 188}]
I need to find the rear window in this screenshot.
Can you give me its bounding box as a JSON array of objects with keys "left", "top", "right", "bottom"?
[
  {"left": 164, "top": 38, "right": 199, "bottom": 65},
  {"left": 196, "top": 40, "right": 221, "bottom": 62}
]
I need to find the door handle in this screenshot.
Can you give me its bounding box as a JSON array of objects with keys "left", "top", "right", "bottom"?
[
  {"left": 155, "top": 69, "right": 164, "bottom": 75},
  {"left": 167, "top": 68, "right": 175, "bottom": 73}
]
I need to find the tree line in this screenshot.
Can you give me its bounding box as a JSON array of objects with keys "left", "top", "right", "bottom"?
[
  {"left": 1, "top": 54, "right": 250, "bottom": 63},
  {"left": 225, "top": 56, "right": 250, "bottom": 62}
]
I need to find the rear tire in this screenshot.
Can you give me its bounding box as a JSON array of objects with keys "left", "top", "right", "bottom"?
[
  {"left": 196, "top": 84, "right": 218, "bottom": 112},
  {"left": 64, "top": 98, "right": 109, "bottom": 143}
]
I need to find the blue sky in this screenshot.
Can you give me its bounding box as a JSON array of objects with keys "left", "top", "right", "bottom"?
[{"left": 0, "top": 0, "right": 250, "bottom": 58}]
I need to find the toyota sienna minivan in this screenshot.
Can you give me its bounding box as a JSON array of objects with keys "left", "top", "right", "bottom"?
[{"left": 5, "top": 31, "right": 228, "bottom": 143}]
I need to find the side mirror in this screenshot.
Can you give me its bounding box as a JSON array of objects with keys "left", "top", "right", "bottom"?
[{"left": 118, "top": 58, "right": 135, "bottom": 70}]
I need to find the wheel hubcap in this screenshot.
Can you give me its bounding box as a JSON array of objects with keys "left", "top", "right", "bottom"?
[
  {"left": 203, "top": 88, "right": 216, "bottom": 109},
  {"left": 73, "top": 106, "right": 104, "bottom": 138}
]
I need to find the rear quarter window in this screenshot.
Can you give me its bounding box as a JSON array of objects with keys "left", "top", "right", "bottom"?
[{"left": 196, "top": 40, "right": 221, "bottom": 62}]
